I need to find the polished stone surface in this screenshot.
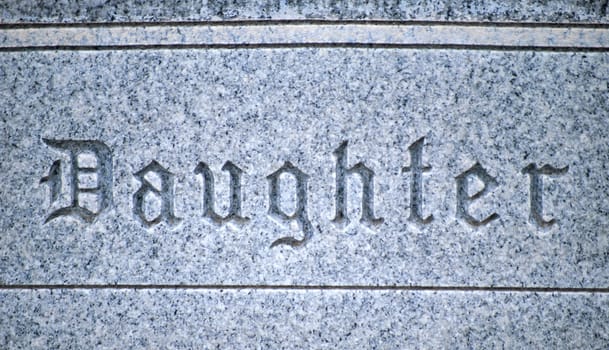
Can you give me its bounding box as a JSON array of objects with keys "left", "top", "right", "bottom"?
[
  {"left": 2, "top": 289, "right": 609, "bottom": 348},
  {"left": 0, "top": 0, "right": 608, "bottom": 23},
  {"left": 1, "top": 4, "right": 609, "bottom": 349},
  {"left": 2, "top": 49, "right": 609, "bottom": 287}
]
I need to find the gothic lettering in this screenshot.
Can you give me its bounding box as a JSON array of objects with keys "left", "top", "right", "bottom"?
[
  {"left": 522, "top": 163, "right": 569, "bottom": 227},
  {"left": 402, "top": 137, "right": 433, "bottom": 224},
  {"left": 41, "top": 139, "right": 112, "bottom": 223},
  {"left": 332, "top": 141, "right": 383, "bottom": 227},
  {"left": 267, "top": 161, "right": 312, "bottom": 247},
  {"left": 194, "top": 161, "right": 249, "bottom": 225},
  {"left": 133, "top": 160, "right": 182, "bottom": 227},
  {"left": 455, "top": 162, "right": 499, "bottom": 226}
]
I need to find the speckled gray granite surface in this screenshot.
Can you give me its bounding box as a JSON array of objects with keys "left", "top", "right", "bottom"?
[
  {"left": 2, "top": 289, "right": 609, "bottom": 348},
  {"left": 2, "top": 10, "right": 609, "bottom": 350},
  {"left": 2, "top": 49, "right": 608, "bottom": 287},
  {"left": 1, "top": 47, "right": 608, "bottom": 348},
  {"left": 0, "top": 0, "right": 608, "bottom": 23}
]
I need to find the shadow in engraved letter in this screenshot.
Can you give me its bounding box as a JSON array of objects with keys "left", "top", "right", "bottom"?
[
  {"left": 41, "top": 139, "right": 112, "bottom": 223},
  {"left": 133, "top": 160, "right": 182, "bottom": 227},
  {"left": 402, "top": 136, "right": 434, "bottom": 224},
  {"left": 455, "top": 162, "right": 499, "bottom": 226},
  {"left": 332, "top": 141, "right": 383, "bottom": 228},
  {"left": 522, "top": 163, "right": 569, "bottom": 227},
  {"left": 194, "top": 161, "right": 249, "bottom": 225},
  {"left": 267, "top": 161, "right": 312, "bottom": 248}
]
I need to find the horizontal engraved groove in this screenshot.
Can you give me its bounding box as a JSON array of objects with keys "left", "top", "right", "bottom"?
[
  {"left": 3, "top": 20, "right": 609, "bottom": 29},
  {"left": 1, "top": 23, "right": 608, "bottom": 51},
  {"left": 1, "top": 285, "right": 609, "bottom": 293}
]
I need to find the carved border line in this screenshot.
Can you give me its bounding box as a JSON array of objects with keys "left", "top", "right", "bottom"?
[
  {"left": 2, "top": 22, "right": 606, "bottom": 292},
  {"left": 1, "top": 284, "right": 609, "bottom": 293},
  {"left": 2, "top": 20, "right": 609, "bottom": 29},
  {"left": 0, "top": 22, "right": 608, "bottom": 51}
]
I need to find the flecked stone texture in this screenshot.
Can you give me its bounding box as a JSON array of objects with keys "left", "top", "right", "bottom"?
[
  {"left": 0, "top": 0, "right": 607, "bottom": 23},
  {"left": 1, "top": 49, "right": 608, "bottom": 287},
  {"left": 1, "top": 12, "right": 609, "bottom": 350},
  {"left": 2, "top": 289, "right": 609, "bottom": 348}
]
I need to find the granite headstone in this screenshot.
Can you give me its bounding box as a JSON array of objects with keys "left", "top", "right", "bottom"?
[{"left": 1, "top": 1, "right": 609, "bottom": 348}]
